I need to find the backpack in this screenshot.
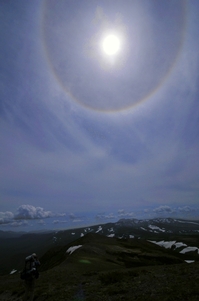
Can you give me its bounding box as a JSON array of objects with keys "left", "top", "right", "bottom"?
[
  {"left": 20, "top": 255, "right": 39, "bottom": 280},
  {"left": 20, "top": 269, "right": 29, "bottom": 280}
]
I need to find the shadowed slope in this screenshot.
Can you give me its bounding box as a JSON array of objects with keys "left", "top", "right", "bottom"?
[
  {"left": 1, "top": 233, "right": 199, "bottom": 300},
  {"left": 39, "top": 233, "right": 185, "bottom": 274}
]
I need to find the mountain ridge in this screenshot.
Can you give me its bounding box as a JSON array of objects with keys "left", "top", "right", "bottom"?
[
  {"left": 1, "top": 217, "right": 199, "bottom": 276},
  {"left": 1, "top": 226, "right": 199, "bottom": 300}
]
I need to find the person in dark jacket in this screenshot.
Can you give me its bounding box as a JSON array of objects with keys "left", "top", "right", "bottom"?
[{"left": 22, "top": 253, "right": 40, "bottom": 301}]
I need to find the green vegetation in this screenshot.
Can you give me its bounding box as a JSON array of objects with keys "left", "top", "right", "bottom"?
[{"left": 1, "top": 220, "right": 199, "bottom": 300}]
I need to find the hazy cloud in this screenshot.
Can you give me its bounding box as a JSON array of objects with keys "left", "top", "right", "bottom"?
[
  {"left": 69, "top": 213, "right": 77, "bottom": 220},
  {"left": 53, "top": 220, "right": 59, "bottom": 224},
  {"left": 95, "top": 213, "right": 105, "bottom": 220},
  {"left": 153, "top": 205, "right": 175, "bottom": 215},
  {"left": 0, "top": 211, "right": 14, "bottom": 224},
  {"left": 118, "top": 209, "right": 135, "bottom": 218},
  {"left": 95, "top": 212, "right": 116, "bottom": 220},
  {"left": 37, "top": 219, "right": 45, "bottom": 225},
  {"left": 72, "top": 219, "right": 84, "bottom": 223},
  {"left": 56, "top": 213, "right": 66, "bottom": 217},
  {"left": 9, "top": 220, "right": 29, "bottom": 227},
  {"left": 53, "top": 220, "right": 68, "bottom": 224},
  {"left": 15, "top": 205, "right": 52, "bottom": 220},
  {"left": 105, "top": 213, "right": 116, "bottom": 219},
  {"left": 118, "top": 209, "right": 125, "bottom": 215},
  {"left": 178, "top": 206, "right": 195, "bottom": 213}
]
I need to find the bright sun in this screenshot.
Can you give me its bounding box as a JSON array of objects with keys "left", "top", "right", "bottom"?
[{"left": 102, "top": 34, "right": 120, "bottom": 56}]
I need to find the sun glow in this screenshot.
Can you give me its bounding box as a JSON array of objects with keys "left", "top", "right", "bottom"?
[{"left": 102, "top": 34, "right": 121, "bottom": 56}]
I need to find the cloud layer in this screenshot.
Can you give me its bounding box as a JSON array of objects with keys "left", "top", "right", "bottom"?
[
  {"left": 0, "top": 211, "right": 14, "bottom": 224},
  {"left": 0, "top": 1, "right": 199, "bottom": 227},
  {"left": 14, "top": 205, "right": 53, "bottom": 220},
  {"left": 0, "top": 204, "right": 199, "bottom": 232}
]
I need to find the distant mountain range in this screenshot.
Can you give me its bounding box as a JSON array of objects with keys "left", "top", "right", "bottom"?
[{"left": 115, "top": 217, "right": 199, "bottom": 235}]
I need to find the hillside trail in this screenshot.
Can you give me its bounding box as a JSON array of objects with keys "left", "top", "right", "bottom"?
[
  {"left": 0, "top": 292, "right": 47, "bottom": 301},
  {"left": 0, "top": 291, "right": 21, "bottom": 301},
  {"left": 1, "top": 263, "right": 199, "bottom": 301}
]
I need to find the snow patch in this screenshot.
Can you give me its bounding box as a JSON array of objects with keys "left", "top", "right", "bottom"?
[
  {"left": 174, "top": 220, "right": 199, "bottom": 225},
  {"left": 174, "top": 242, "right": 187, "bottom": 249},
  {"left": 108, "top": 228, "right": 114, "bottom": 232},
  {"left": 185, "top": 260, "right": 195, "bottom": 263},
  {"left": 96, "top": 226, "right": 102, "bottom": 233},
  {"left": 149, "top": 240, "right": 176, "bottom": 249},
  {"left": 148, "top": 225, "right": 165, "bottom": 232},
  {"left": 180, "top": 247, "right": 199, "bottom": 254},
  {"left": 10, "top": 269, "right": 17, "bottom": 275},
  {"left": 66, "top": 245, "right": 82, "bottom": 255},
  {"left": 107, "top": 234, "right": 115, "bottom": 237},
  {"left": 149, "top": 241, "right": 199, "bottom": 255},
  {"left": 53, "top": 237, "right": 57, "bottom": 242}
]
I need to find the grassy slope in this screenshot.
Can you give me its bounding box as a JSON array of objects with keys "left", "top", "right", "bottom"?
[{"left": 1, "top": 233, "right": 199, "bottom": 300}]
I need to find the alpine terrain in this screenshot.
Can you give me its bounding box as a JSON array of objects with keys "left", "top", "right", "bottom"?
[{"left": 1, "top": 218, "right": 199, "bottom": 300}]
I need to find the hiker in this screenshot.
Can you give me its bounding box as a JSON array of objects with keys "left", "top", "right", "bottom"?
[{"left": 21, "top": 253, "right": 40, "bottom": 301}]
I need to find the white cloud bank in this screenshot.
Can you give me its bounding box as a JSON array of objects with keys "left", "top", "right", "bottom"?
[
  {"left": 0, "top": 204, "right": 198, "bottom": 230},
  {"left": 15, "top": 205, "right": 52, "bottom": 220},
  {"left": 0, "top": 211, "right": 14, "bottom": 224},
  {"left": 95, "top": 213, "right": 116, "bottom": 221},
  {"left": 153, "top": 206, "right": 175, "bottom": 215},
  {"left": 178, "top": 206, "right": 195, "bottom": 213},
  {"left": 118, "top": 209, "right": 135, "bottom": 218},
  {"left": 152, "top": 205, "right": 199, "bottom": 219}
]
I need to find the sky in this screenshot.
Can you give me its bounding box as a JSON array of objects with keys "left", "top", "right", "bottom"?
[{"left": 1, "top": 0, "right": 199, "bottom": 232}]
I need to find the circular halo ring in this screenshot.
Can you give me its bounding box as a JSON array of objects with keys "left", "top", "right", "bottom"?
[{"left": 41, "top": 1, "right": 187, "bottom": 113}]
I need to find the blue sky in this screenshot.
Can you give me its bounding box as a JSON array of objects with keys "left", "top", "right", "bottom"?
[{"left": 1, "top": 0, "right": 199, "bottom": 232}]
